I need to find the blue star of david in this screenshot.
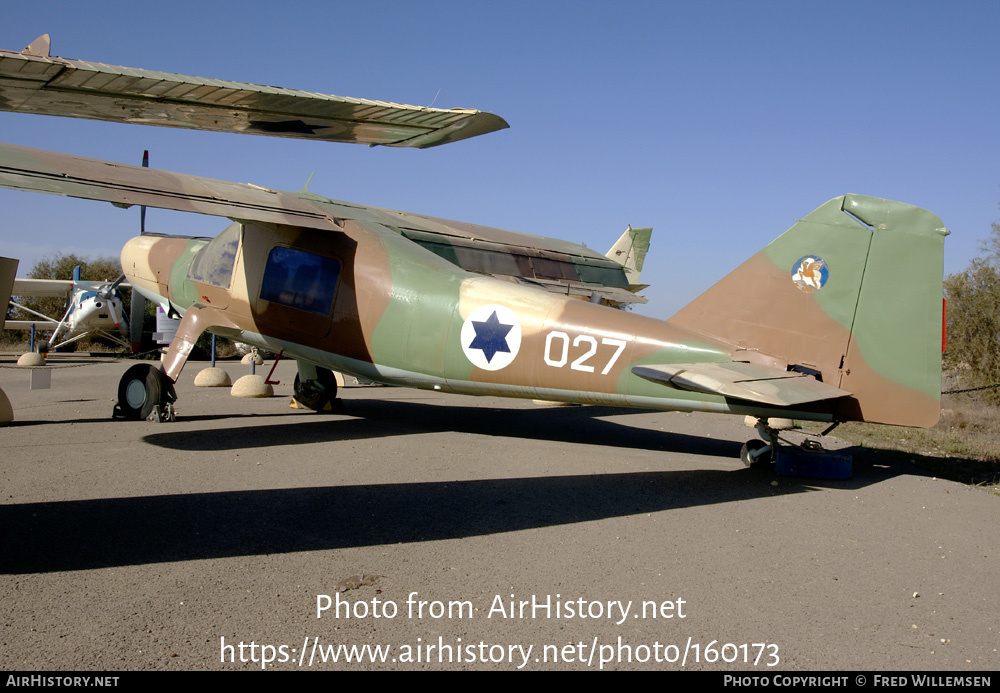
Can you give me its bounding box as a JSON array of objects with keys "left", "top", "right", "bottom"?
[{"left": 468, "top": 310, "right": 513, "bottom": 363}]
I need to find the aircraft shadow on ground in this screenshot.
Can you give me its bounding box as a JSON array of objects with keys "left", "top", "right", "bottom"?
[
  {"left": 143, "top": 399, "right": 747, "bottom": 456},
  {"left": 1, "top": 400, "right": 915, "bottom": 574},
  {"left": 5, "top": 410, "right": 305, "bottom": 427},
  {"left": 142, "top": 396, "right": 946, "bottom": 479},
  {"left": 0, "top": 468, "right": 846, "bottom": 575}
]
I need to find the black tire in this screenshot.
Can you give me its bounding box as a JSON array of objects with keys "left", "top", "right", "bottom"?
[
  {"left": 117, "top": 364, "right": 167, "bottom": 420},
  {"left": 740, "top": 439, "right": 772, "bottom": 468},
  {"left": 293, "top": 367, "right": 338, "bottom": 411}
]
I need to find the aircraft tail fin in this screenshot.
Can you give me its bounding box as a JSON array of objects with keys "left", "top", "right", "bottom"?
[
  {"left": 605, "top": 225, "right": 652, "bottom": 292},
  {"left": 668, "top": 195, "right": 948, "bottom": 427}
]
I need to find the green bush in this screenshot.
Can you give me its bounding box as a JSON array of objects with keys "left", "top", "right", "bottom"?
[{"left": 944, "top": 210, "right": 1000, "bottom": 403}]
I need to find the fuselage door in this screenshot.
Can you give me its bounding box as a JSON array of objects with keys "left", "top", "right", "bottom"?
[{"left": 253, "top": 244, "right": 341, "bottom": 343}]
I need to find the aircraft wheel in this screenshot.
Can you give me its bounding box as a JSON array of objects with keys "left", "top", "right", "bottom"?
[
  {"left": 740, "top": 439, "right": 772, "bottom": 468},
  {"left": 293, "top": 367, "right": 338, "bottom": 411},
  {"left": 117, "top": 364, "right": 168, "bottom": 420}
]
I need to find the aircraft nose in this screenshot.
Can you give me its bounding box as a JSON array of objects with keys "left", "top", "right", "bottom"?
[
  {"left": 121, "top": 235, "right": 190, "bottom": 303},
  {"left": 75, "top": 300, "right": 98, "bottom": 321}
]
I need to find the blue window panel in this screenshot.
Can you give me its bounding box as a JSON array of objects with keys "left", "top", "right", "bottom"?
[{"left": 260, "top": 247, "right": 339, "bottom": 315}]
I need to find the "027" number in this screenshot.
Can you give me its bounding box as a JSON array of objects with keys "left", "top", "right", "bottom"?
[{"left": 543, "top": 332, "right": 627, "bottom": 375}]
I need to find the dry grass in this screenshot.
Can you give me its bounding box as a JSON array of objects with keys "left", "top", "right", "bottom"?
[
  {"left": 804, "top": 395, "right": 1000, "bottom": 490},
  {"left": 0, "top": 337, "right": 126, "bottom": 354}
]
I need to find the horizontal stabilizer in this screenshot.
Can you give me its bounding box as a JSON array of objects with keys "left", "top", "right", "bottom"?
[
  {"left": 0, "top": 37, "right": 508, "bottom": 148},
  {"left": 632, "top": 362, "right": 850, "bottom": 407}
]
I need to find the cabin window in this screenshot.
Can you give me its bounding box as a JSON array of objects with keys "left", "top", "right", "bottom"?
[
  {"left": 259, "top": 246, "right": 340, "bottom": 315},
  {"left": 188, "top": 222, "right": 240, "bottom": 289}
]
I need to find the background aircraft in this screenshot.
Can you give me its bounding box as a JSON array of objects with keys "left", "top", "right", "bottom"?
[
  {"left": 0, "top": 38, "right": 947, "bottom": 466},
  {"left": 6, "top": 266, "right": 131, "bottom": 351}
]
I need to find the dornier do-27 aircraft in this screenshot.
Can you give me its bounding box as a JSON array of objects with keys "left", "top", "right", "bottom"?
[{"left": 0, "top": 36, "right": 947, "bottom": 466}]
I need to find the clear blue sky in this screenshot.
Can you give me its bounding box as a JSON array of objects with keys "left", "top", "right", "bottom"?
[{"left": 1, "top": 0, "right": 998, "bottom": 317}]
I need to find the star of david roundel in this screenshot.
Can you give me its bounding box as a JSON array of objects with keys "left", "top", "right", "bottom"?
[{"left": 460, "top": 304, "right": 522, "bottom": 371}]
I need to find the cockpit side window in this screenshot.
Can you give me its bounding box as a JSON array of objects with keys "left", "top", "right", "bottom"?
[
  {"left": 188, "top": 222, "right": 240, "bottom": 289},
  {"left": 259, "top": 246, "right": 340, "bottom": 315}
]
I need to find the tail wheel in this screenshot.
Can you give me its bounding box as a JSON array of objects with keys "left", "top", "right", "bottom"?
[
  {"left": 740, "top": 439, "right": 773, "bottom": 468},
  {"left": 117, "top": 364, "right": 172, "bottom": 420},
  {"left": 293, "top": 367, "right": 339, "bottom": 411}
]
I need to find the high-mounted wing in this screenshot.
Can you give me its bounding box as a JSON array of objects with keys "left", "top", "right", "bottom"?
[
  {"left": 0, "top": 35, "right": 508, "bottom": 148},
  {"left": 0, "top": 142, "right": 341, "bottom": 230},
  {"left": 11, "top": 278, "right": 74, "bottom": 298},
  {"left": 4, "top": 320, "right": 60, "bottom": 330},
  {"left": 0, "top": 142, "right": 643, "bottom": 305},
  {"left": 5, "top": 278, "right": 68, "bottom": 332},
  {"left": 0, "top": 37, "right": 640, "bottom": 306}
]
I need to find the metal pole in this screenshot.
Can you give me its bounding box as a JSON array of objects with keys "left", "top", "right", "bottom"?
[{"left": 211, "top": 334, "right": 217, "bottom": 368}]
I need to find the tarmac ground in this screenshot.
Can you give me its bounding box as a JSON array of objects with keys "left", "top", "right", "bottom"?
[{"left": 1, "top": 355, "right": 997, "bottom": 671}]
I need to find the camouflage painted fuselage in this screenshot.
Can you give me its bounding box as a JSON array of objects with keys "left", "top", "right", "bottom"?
[
  {"left": 123, "top": 215, "right": 734, "bottom": 410},
  {"left": 121, "top": 192, "right": 946, "bottom": 428}
]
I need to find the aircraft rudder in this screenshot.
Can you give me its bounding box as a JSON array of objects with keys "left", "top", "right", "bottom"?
[{"left": 838, "top": 195, "right": 947, "bottom": 426}]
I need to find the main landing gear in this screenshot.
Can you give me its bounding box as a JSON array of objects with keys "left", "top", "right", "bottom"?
[
  {"left": 292, "top": 364, "right": 340, "bottom": 412},
  {"left": 113, "top": 364, "right": 176, "bottom": 422}
]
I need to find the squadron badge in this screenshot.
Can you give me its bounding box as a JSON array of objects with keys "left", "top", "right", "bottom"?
[{"left": 791, "top": 256, "right": 829, "bottom": 293}]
